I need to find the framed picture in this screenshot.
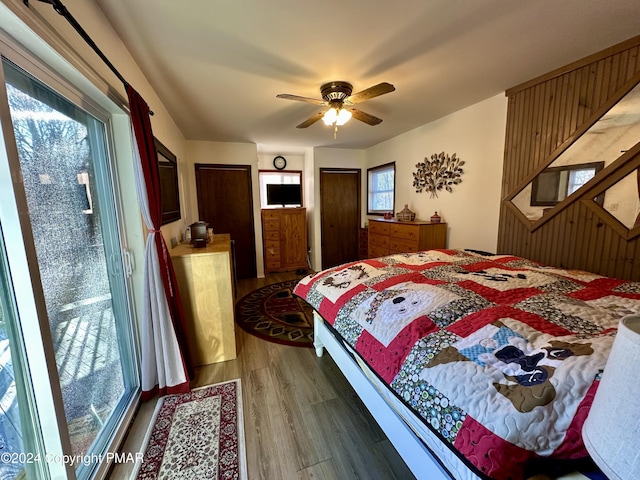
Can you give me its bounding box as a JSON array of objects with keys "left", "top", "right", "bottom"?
[{"left": 155, "top": 138, "right": 181, "bottom": 225}]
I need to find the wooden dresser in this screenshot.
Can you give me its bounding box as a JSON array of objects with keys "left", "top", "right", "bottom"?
[
  {"left": 171, "top": 234, "right": 236, "bottom": 366},
  {"left": 262, "top": 207, "right": 307, "bottom": 273},
  {"left": 368, "top": 218, "right": 447, "bottom": 257},
  {"left": 359, "top": 227, "right": 369, "bottom": 259}
]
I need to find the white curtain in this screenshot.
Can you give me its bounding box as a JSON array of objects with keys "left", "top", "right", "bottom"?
[{"left": 131, "top": 129, "right": 190, "bottom": 399}]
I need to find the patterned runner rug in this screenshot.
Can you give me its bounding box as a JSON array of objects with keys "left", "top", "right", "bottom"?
[
  {"left": 136, "top": 379, "right": 246, "bottom": 480},
  {"left": 235, "top": 279, "right": 314, "bottom": 347}
]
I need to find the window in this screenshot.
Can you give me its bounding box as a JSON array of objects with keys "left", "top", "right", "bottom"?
[
  {"left": 259, "top": 170, "right": 302, "bottom": 208},
  {"left": 367, "top": 162, "right": 395, "bottom": 214}
]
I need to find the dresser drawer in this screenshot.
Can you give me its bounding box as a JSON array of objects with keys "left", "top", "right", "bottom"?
[
  {"left": 265, "top": 259, "right": 281, "bottom": 271},
  {"left": 369, "top": 244, "right": 390, "bottom": 258},
  {"left": 265, "top": 252, "right": 280, "bottom": 261},
  {"left": 265, "top": 239, "right": 280, "bottom": 250},
  {"left": 369, "top": 232, "right": 389, "bottom": 249},
  {"left": 369, "top": 220, "right": 390, "bottom": 236},
  {"left": 389, "top": 238, "right": 420, "bottom": 254},
  {"left": 262, "top": 210, "right": 279, "bottom": 221},
  {"left": 264, "top": 231, "right": 280, "bottom": 241},
  {"left": 263, "top": 219, "right": 279, "bottom": 231},
  {"left": 390, "top": 223, "right": 419, "bottom": 241},
  {"left": 264, "top": 245, "right": 280, "bottom": 257}
]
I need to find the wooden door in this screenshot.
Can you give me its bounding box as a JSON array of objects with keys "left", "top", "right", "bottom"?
[
  {"left": 195, "top": 164, "right": 257, "bottom": 279},
  {"left": 320, "top": 168, "right": 361, "bottom": 269}
]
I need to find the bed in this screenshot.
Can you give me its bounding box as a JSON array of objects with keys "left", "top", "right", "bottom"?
[{"left": 292, "top": 249, "right": 640, "bottom": 480}]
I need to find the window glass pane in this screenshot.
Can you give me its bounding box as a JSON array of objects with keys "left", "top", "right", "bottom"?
[
  {"left": 568, "top": 168, "right": 596, "bottom": 195},
  {"left": 368, "top": 163, "right": 395, "bottom": 213}
]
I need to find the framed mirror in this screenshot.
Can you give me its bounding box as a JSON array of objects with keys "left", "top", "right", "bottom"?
[
  {"left": 155, "top": 138, "right": 181, "bottom": 225},
  {"left": 509, "top": 79, "right": 640, "bottom": 226}
]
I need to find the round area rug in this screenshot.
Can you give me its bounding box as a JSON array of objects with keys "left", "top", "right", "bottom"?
[{"left": 235, "top": 279, "right": 314, "bottom": 347}]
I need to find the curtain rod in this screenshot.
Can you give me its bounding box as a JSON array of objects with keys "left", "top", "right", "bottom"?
[{"left": 23, "top": 0, "right": 154, "bottom": 115}]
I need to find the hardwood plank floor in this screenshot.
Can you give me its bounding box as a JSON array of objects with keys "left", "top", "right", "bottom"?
[{"left": 109, "top": 272, "right": 415, "bottom": 479}]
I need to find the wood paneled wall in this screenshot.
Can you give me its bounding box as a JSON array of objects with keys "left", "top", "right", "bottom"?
[{"left": 498, "top": 35, "right": 640, "bottom": 281}]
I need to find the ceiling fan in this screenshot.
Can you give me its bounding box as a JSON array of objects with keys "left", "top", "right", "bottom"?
[{"left": 276, "top": 81, "right": 395, "bottom": 136}]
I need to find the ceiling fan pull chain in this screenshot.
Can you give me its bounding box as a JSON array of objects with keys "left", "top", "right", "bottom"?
[{"left": 333, "top": 123, "right": 338, "bottom": 139}]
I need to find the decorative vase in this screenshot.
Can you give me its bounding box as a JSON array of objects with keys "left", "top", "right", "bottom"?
[{"left": 430, "top": 211, "right": 442, "bottom": 223}]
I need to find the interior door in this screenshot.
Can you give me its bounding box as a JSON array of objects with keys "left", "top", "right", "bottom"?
[
  {"left": 320, "top": 168, "right": 361, "bottom": 269},
  {"left": 195, "top": 164, "right": 257, "bottom": 278}
]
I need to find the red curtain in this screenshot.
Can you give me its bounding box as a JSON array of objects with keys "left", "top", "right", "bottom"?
[{"left": 127, "top": 85, "right": 194, "bottom": 399}]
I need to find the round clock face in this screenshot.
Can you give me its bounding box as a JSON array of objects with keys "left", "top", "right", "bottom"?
[{"left": 273, "top": 155, "right": 286, "bottom": 170}]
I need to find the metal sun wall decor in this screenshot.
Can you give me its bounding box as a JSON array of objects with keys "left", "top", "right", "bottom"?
[{"left": 413, "top": 152, "right": 465, "bottom": 198}]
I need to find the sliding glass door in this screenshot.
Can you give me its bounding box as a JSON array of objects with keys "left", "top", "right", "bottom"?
[
  {"left": 0, "top": 224, "right": 48, "bottom": 480},
  {"left": 0, "top": 55, "right": 139, "bottom": 479}
]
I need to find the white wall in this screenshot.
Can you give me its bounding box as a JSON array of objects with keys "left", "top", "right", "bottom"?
[
  {"left": 257, "top": 151, "right": 305, "bottom": 173},
  {"left": 365, "top": 94, "right": 508, "bottom": 253}
]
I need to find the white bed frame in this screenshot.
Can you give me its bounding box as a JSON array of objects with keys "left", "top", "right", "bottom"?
[{"left": 313, "top": 312, "right": 452, "bottom": 480}]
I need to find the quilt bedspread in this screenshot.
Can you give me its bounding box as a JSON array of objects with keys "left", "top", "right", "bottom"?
[{"left": 292, "top": 249, "right": 640, "bottom": 480}]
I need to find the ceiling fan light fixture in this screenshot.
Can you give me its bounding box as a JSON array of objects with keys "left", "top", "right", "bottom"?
[
  {"left": 336, "top": 108, "right": 352, "bottom": 126},
  {"left": 322, "top": 107, "right": 338, "bottom": 125},
  {"left": 322, "top": 106, "right": 352, "bottom": 126}
]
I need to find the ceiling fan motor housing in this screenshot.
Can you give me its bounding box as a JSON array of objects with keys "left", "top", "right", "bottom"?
[{"left": 321, "top": 81, "right": 353, "bottom": 103}]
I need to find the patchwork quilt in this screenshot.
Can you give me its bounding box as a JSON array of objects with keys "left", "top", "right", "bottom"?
[{"left": 293, "top": 249, "right": 640, "bottom": 480}]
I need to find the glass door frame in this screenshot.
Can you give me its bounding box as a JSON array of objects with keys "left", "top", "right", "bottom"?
[{"left": 0, "top": 31, "right": 141, "bottom": 480}]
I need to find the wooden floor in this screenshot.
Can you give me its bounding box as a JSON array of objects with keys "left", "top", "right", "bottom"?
[{"left": 109, "top": 272, "right": 415, "bottom": 479}]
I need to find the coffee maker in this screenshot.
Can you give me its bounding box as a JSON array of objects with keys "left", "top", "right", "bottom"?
[{"left": 186, "top": 221, "right": 209, "bottom": 248}]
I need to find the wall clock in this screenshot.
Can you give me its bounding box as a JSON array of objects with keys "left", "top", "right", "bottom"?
[{"left": 273, "top": 155, "right": 287, "bottom": 170}]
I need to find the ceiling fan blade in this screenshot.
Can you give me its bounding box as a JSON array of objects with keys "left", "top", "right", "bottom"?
[
  {"left": 276, "top": 93, "right": 326, "bottom": 105},
  {"left": 296, "top": 111, "right": 325, "bottom": 128},
  {"left": 348, "top": 108, "right": 383, "bottom": 126},
  {"left": 345, "top": 82, "right": 395, "bottom": 104}
]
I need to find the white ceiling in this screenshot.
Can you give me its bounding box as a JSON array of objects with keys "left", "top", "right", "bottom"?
[{"left": 94, "top": 0, "right": 640, "bottom": 150}]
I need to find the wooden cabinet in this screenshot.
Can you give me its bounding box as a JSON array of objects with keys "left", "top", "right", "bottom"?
[
  {"left": 171, "top": 234, "right": 236, "bottom": 366},
  {"left": 359, "top": 227, "right": 369, "bottom": 259},
  {"left": 368, "top": 218, "right": 447, "bottom": 257},
  {"left": 262, "top": 208, "right": 307, "bottom": 273}
]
